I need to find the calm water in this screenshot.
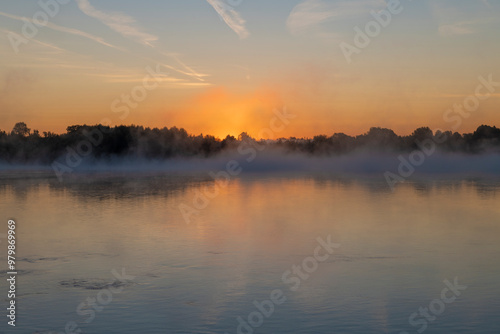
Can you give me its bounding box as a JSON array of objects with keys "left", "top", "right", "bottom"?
[{"left": 0, "top": 172, "right": 499, "bottom": 333}]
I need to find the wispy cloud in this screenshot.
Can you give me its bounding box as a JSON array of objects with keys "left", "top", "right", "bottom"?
[
  {"left": 206, "top": 0, "right": 249, "bottom": 39},
  {"left": 85, "top": 73, "right": 182, "bottom": 84},
  {"left": 72, "top": 1, "right": 209, "bottom": 83},
  {"left": 75, "top": 0, "right": 158, "bottom": 47},
  {"left": 438, "top": 21, "right": 475, "bottom": 37},
  {"left": 287, "top": 0, "right": 385, "bottom": 36},
  {"left": 431, "top": 0, "right": 497, "bottom": 37},
  {"left": 83, "top": 72, "right": 211, "bottom": 87},
  {"left": 0, "top": 9, "right": 208, "bottom": 88},
  {"left": 163, "top": 52, "right": 208, "bottom": 82},
  {"left": 0, "top": 10, "right": 123, "bottom": 51},
  {"left": 0, "top": 28, "right": 66, "bottom": 54},
  {"left": 74, "top": 1, "right": 210, "bottom": 83},
  {"left": 140, "top": 54, "right": 210, "bottom": 84}
]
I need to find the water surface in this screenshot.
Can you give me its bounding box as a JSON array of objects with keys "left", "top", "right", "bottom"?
[{"left": 0, "top": 172, "right": 499, "bottom": 333}]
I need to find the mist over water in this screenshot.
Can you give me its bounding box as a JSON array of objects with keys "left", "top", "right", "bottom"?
[{"left": 2, "top": 150, "right": 500, "bottom": 177}]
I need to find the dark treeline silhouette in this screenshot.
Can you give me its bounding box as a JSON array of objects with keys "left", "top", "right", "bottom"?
[{"left": 1, "top": 122, "right": 500, "bottom": 164}]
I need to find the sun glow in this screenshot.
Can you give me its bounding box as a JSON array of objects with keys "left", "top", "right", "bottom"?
[{"left": 168, "top": 86, "right": 282, "bottom": 139}]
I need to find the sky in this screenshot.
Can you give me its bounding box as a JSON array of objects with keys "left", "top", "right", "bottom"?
[{"left": 0, "top": 0, "right": 499, "bottom": 139}]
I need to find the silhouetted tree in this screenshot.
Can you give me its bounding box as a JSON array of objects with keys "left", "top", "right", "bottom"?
[
  {"left": 11, "top": 122, "right": 30, "bottom": 137},
  {"left": 1, "top": 123, "right": 500, "bottom": 165}
]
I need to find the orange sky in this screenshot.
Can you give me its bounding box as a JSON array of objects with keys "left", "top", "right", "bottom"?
[{"left": 1, "top": 1, "right": 499, "bottom": 138}]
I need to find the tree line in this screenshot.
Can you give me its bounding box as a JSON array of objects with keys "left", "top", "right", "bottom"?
[{"left": 1, "top": 122, "right": 500, "bottom": 164}]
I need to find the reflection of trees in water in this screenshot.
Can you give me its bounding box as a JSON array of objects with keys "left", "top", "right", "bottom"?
[
  {"left": 307, "top": 174, "right": 500, "bottom": 198},
  {"left": 0, "top": 173, "right": 499, "bottom": 203},
  {"left": 0, "top": 174, "right": 45, "bottom": 201},
  {"left": 0, "top": 173, "right": 211, "bottom": 202},
  {"left": 311, "top": 175, "right": 500, "bottom": 198}
]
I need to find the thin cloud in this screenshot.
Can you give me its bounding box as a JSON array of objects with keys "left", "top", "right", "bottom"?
[
  {"left": 287, "top": 0, "right": 385, "bottom": 35},
  {"left": 163, "top": 52, "right": 208, "bottom": 82},
  {"left": 175, "top": 82, "right": 213, "bottom": 87},
  {"left": 74, "top": 1, "right": 210, "bottom": 84},
  {"left": 438, "top": 22, "right": 475, "bottom": 37},
  {"left": 141, "top": 55, "right": 210, "bottom": 83},
  {"left": 28, "top": 39, "right": 66, "bottom": 53},
  {"left": 75, "top": 0, "right": 158, "bottom": 47},
  {"left": 0, "top": 10, "right": 207, "bottom": 88},
  {"left": 98, "top": 75, "right": 182, "bottom": 84},
  {"left": 206, "top": 0, "right": 249, "bottom": 39},
  {"left": 431, "top": 1, "right": 497, "bottom": 37},
  {"left": 73, "top": 1, "right": 209, "bottom": 83},
  {"left": 0, "top": 10, "right": 123, "bottom": 51},
  {"left": 0, "top": 28, "right": 65, "bottom": 53}
]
